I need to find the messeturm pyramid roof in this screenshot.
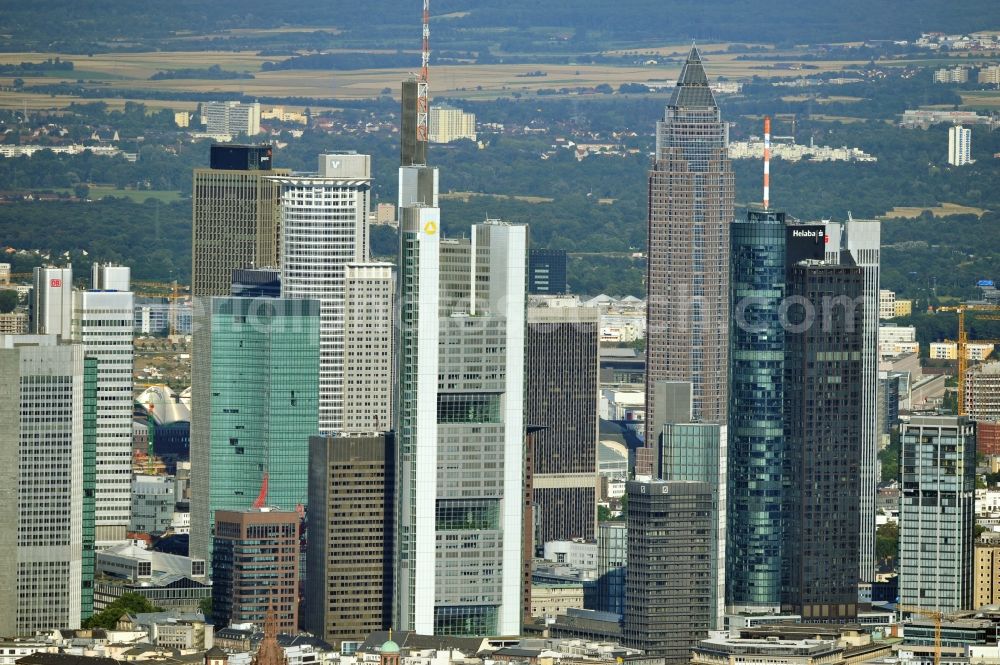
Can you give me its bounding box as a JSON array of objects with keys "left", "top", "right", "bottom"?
[{"left": 668, "top": 45, "right": 718, "bottom": 109}]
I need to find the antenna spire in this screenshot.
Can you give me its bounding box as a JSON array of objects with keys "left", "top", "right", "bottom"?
[
  {"left": 763, "top": 115, "right": 771, "bottom": 210},
  {"left": 417, "top": 0, "right": 430, "bottom": 143}
]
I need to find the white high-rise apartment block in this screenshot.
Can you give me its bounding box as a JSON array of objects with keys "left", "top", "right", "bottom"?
[
  {"left": 979, "top": 65, "right": 1000, "bottom": 85},
  {"left": 342, "top": 262, "right": 395, "bottom": 432},
  {"left": 74, "top": 264, "right": 135, "bottom": 547},
  {"left": 949, "top": 125, "right": 972, "bottom": 166},
  {"left": 395, "top": 205, "right": 527, "bottom": 636},
  {"left": 203, "top": 101, "right": 261, "bottom": 136},
  {"left": 273, "top": 153, "right": 370, "bottom": 434},
  {"left": 826, "top": 218, "right": 880, "bottom": 583},
  {"left": 429, "top": 106, "right": 477, "bottom": 143},
  {"left": 879, "top": 289, "right": 896, "bottom": 320},
  {"left": 0, "top": 335, "right": 89, "bottom": 635}
]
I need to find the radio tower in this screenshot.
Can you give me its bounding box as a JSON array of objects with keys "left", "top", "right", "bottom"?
[
  {"left": 763, "top": 115, "right": 771, "bottom": 210},
  {"left": 416, "top": 0, "right": 430, "bottom": 144}
]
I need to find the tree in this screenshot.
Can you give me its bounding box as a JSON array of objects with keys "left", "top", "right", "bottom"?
[
  {"left": 199, "top": 596, "right": 213, "bottom": 618},
  {"left": 83, "top": 592, "right": 162, "bottom": 629},
  {"left": 597, "top": 505, "right": 612, "bottom": 522},
  {"left": 0, "top": 289, "right": 17, "bottom": 314},
  {"left": 875, "top": 522, "right": 899, "bottom": 566},
  {"left": 879, "top": 429, "right": 901, "bottom": 482}
]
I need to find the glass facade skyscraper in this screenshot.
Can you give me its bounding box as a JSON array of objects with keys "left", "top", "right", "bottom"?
[
  {"left": 190, "top": 297, "right": 319, "bottom": 558},
  {"left": 726, "top": 209, "right": 788, "bottom": 612}
]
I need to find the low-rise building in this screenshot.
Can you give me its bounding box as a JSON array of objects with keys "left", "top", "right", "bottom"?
[
  {"left": 94, "top": 544, "right": 210, "bottom": 612},
  {"left": 879, "top": 290, "right": 897, "bottom": 320},
  {"left": 930, "top": 341, "right": 995, "bottom": 361},
  {"left": 0, "top": 311, "right": 27, "bottom": 334},
  {"left": 531, "top": 584, "right": 585, "bottom": 619}
]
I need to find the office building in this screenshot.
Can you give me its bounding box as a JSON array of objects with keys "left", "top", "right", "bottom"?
[
  {"left": 429, "top": 106, "right": 476, "bottom": 143},
  {"left": 94, "top": 544, "right": 209, "bottom": 612},
  {"left": 966, "top": 362, "right": 1000, "bottom": 421},
  {"left": 189, "top": 297, "right": 319, "bottom": 561},
  {"left": 900, "top": 416, "right": 976, "bottom": 612},
  {"left": 975, "top": 545, "right": 1000, "bottom": 608},
  {"left": 73, "top": 264, "right": 134, "bottom": 547},
  {"left": 231, "top": 268, "right": 281, "bottom": 298},
  {"left": 203, "top": 101, "right": 262, "bottom": 136},
  {"left": 30, "top": 266, "right": 73, "bottom": 338},
  {"left": 879, "top": 290, "right": 896, "bottom": 320},
  {"left": 130, "top": 475, "right": 176, "bottom": 535},
  {"left": 306, "top": 433, "right": 394, "bottom": 649},
  {"left": 646, "top": 46, "right": 732, "bottom": 432},
  {"left": 394, "top": 214, "right": 527, "bottom": 637},
  {"left": 342, "top": 263, "right": 395, "bottom": 432},
  {"left": 0, "top": 336, "right": 96, "bottom": 635},
  {"left": 692, "top": 636, "right": 845, "bottom": 665},
  {"left": 657, "top": 382, "right": 725, "bottom": 629},
  {"left": 212, "top": 509, "right": 299, "bottom": 631},
  {"left": 623, "top": 479, "right": 715, "bottom": 662},
  {"left": 727, "top": 210, "right": 794, "bottom": 611},
  {"left": 528, "top": 249, "right": 568, "bottom": 295},
  {"left": 191, "top": 144, "right": 286, "bottom": 298},
  {"left": 595, "top": 523, "right": 627, "bottom": 616},
  {"left": 826, "top": 218, "right": 881, "bottom": 583},
  {"left": 527, "top": 306, "right": 599, "bottom": 544},
  {"left": 0, "top": 262, "right": 9, "bottom": 284},
  {"left": 0, "top": 311, "right": 27, "bottom": 334},
  {"left": 949, "top": 125, "right": 972, "bottom": 166},
  {"left": 783, "top": 261, "right": 863, "bottom": 620},
  {"left": 272, "top": 153, "right": 371, "bottom": 434}
]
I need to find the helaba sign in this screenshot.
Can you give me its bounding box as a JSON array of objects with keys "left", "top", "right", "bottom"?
[{"left": 791, "top": 229, "right": 823, "bottom": 238}]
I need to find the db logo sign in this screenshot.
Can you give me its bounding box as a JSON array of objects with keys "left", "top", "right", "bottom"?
[{"left": 50, "top": 279, "right": 62, "bottom": 287}]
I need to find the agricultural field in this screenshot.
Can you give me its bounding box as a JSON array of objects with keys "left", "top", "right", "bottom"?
[{"left": 881, "top": 203, "right": 987, "bottom": 219}]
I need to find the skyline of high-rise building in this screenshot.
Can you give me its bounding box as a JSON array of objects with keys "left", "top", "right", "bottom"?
[
  {"left": 342, "top": 262, "right": 395, "bottom": 432},
  {"left": 646, "top": 46, "right": 733, "bottom": 435},
  {"left": 394, "top": 212, "right": 527, "bottom": 637},
  {"left": 189, "top": 296, "right": 319, "bottom": 561},
  {"left": 272, "top": 153, "right": 371, "bottom": 434},
  {"left": 899, "top": 416, "right": 976, "bottom": 612},
  {"left": 0, "top": 335, "right": 96, "bottom": 635},
  {"left": 73, "top": 264, "right": 134, "bottom": 547},
  {"left": 526, "top": 305, "right": 600, "bottom": 546}
]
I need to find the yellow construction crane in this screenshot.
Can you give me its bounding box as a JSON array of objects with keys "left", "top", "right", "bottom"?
[
  {"left": 897, "top": 606, "right": 943, "bottom": 665},
  {"left": 936, "top": 304, "right": 1000, "bottom": 415}
]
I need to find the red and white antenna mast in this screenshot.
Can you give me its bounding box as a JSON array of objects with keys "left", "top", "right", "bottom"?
[
  {"left": 416, "top": 0, "right": 430, "bottom": 144},
  {"left": 763, "top": 115, "right": 771, "bottom": 210}
]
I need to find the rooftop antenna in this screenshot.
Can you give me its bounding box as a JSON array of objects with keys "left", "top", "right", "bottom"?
[
  {"left": 763, "top": 115, "right": 771, "bottom": 210},
  {"left": 417, "top": 0, "right": 430, "bottom": 144}
]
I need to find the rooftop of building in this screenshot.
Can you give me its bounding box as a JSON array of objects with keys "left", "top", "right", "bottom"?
[{"left": 357, "top": 631, "right": 487, "bottom": 656}]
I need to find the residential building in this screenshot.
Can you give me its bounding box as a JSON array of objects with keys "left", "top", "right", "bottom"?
[
  {"left": 595, "top": 523, "right": 626, "bottom": 616},
  {"left": 975, "top": 545, "right": 1000, "bottom": 608},
  {"left": 0, "top": 262, "right": 9, "bottom": 284},
  {"left": 783, "top": 261, "right": 863, "bottom": 620},
  {"left": 949, "top": 125, "right": 973, "bottom": 166},
  {"left": 94, "top": 544, "right": 209, "bottom": 612},
  {"left": 342, "top": 263, "right": 395, "bottom": 432},
  {"left": 931, "top": 341, "right": 995, "bottom": 360},
  {"left": 429, "top": 106, "right": 476, "bottom": 143},
  {"left": 645, "top": 46, "right": 732, "bottom": 432},
  {"left": 189, "top": 296, "right": 319, "bottom": 561},
  {"left": 900, "top": 416, "right": 976, "bottom": 612},
  {"left": 0, "top": 311, "right": 27, "bottom": 334},
  {"left": 966, "top": 361, "right": 1000, "bottom": 421},
  {"left": 879, "top": 290, "right": 897, "bottom": 320},
  {"left": 130, "top": 475, "right": 176, "bottom": 535},
  {"left": 527, "top": 306, "right": 600, "bottom": 544},
  {"left": 30, "top": 266, "right": 73, "bottom": 339},
  {"left": 212, "top": 509, "right": 299, "bottom": 631},
  {"left": 656, "top": 381, "right": 726, "bottom": 628},
  {"left": 979, "top": 65, "right": 1000, "bottom": 85},
  {"left": 271, "top": 153, "right": 371, "bottom": 434},
  {"left": 204, "top": 101, "right": 262, "bottom": 136},
  {"left": 895, "top": 299, "right": 913, "bottom": 318},
  {"left": 0, "top": 335, "right": 96, "bottom": 634},
  {"left": 394, "top": 213, "right": 527, "bottom": 637},
  {"left": 74, "top": 264, "right": 134, "bottom": 547},
  {"left": 979, "top": 421, "right": 1000, "bottom": 456},
  {"left": 119, "top": 611, "right": 213, "bottom": 650},
  {"left": 880, "top": 325, "right": 918, "bottom": 357},
  {"left": 826, "top": 217, "right": 881, "bottom": 584},
  {"left": 528, "top": 249, "right": 568, "bottom": 295},
  {"left": 622, "top": 479, "right": 715, "bottom": 662},
  {"left": 306, "top": 433, "right": 394, "bottom": 649},
  {"left": 934, "top": 67, "right": 970, "bottom": 83}
]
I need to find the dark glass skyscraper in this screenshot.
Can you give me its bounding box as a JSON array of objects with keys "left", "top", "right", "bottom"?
[
  {"left": 646, "top": 46, "right": 733, "bottom": 433},
  {"left": 783, "top": 261, "right": 863, "bottom": 620},
  {"left": 726, "top": 209, "right": 788, "bottom": 612}
]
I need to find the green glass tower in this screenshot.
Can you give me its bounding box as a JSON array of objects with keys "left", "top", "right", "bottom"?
[
  {"left": 191, "top": 297, "right": 320, "bottom": 556},
  {"left": 81, "top": 357, "right": 97, "bottom": 621}
]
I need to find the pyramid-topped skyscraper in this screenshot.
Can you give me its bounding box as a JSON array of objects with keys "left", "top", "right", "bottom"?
[{"left": 645, "top": 46, "right": 733, "bottom": 442}]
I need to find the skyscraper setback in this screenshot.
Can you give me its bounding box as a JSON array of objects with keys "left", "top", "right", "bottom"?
[{"left": 646, "top": 46, "right": 733, "bottom": 432}]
